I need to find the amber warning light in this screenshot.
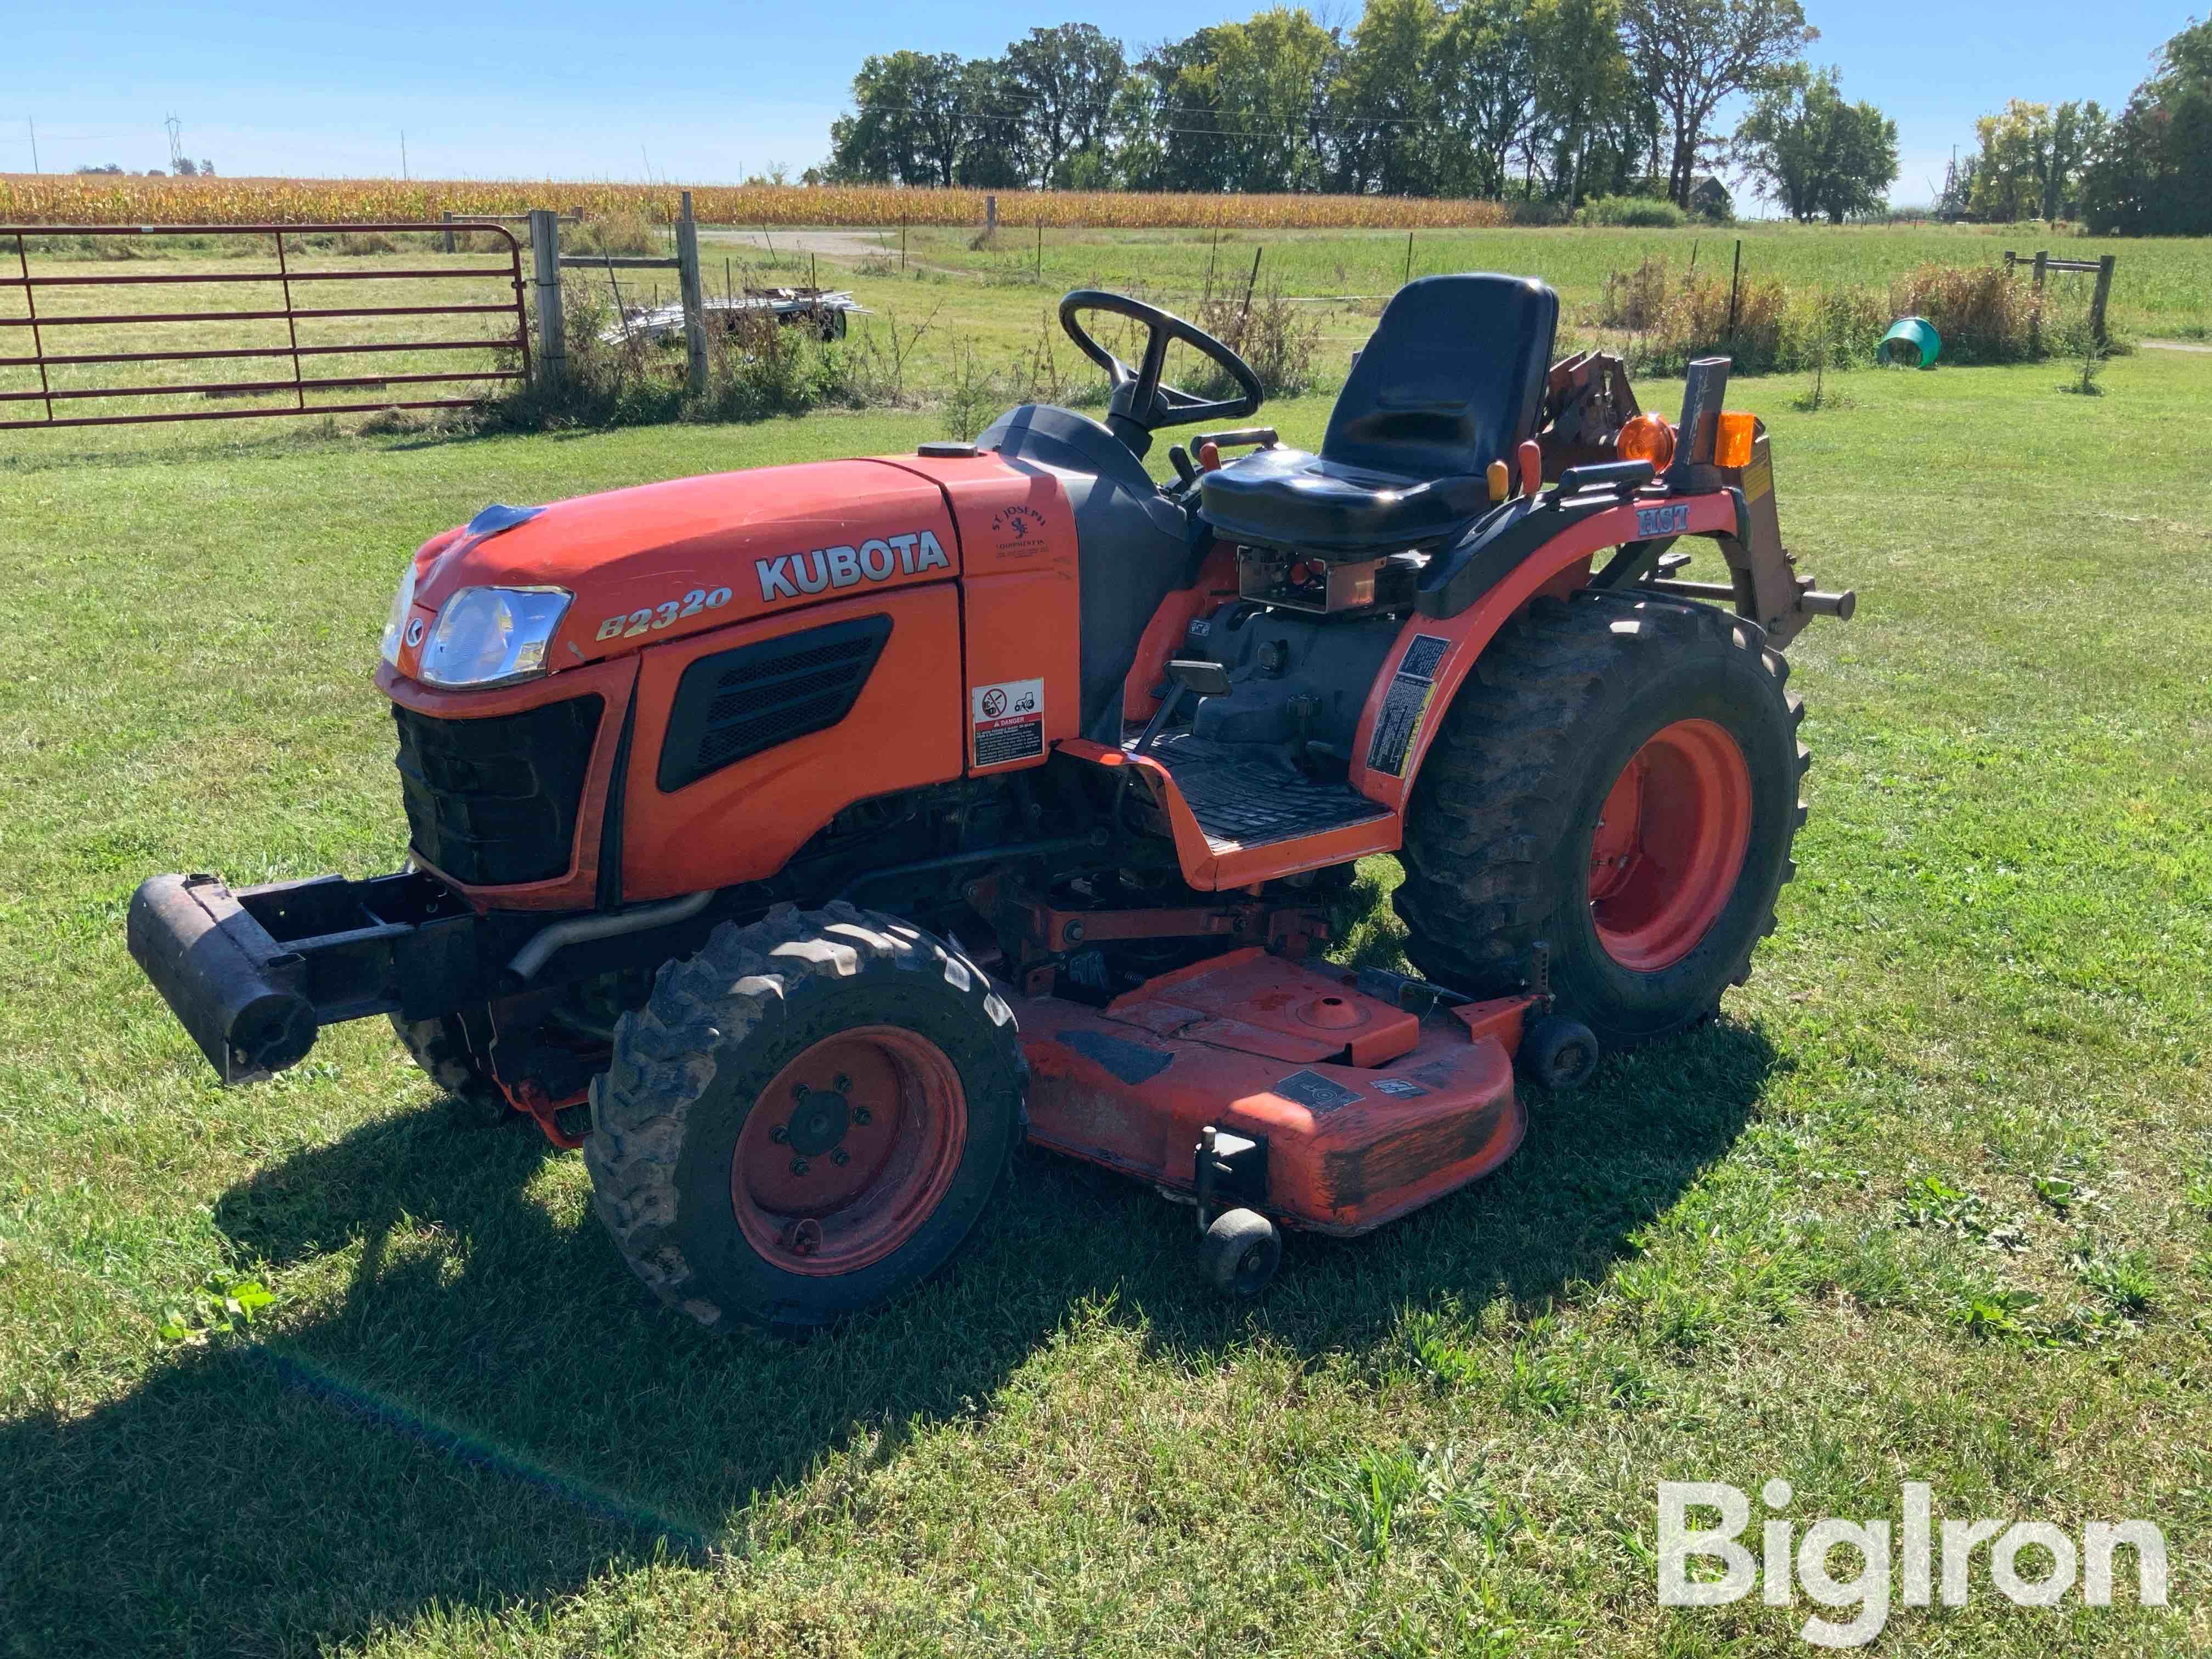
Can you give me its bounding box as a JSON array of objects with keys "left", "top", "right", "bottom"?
[
  {"left": 1616, "top": 411, "right": 1677, "bottom": 472},
  {"left": 1714, "top": 411, "right": 1757, "bottom": 470}
]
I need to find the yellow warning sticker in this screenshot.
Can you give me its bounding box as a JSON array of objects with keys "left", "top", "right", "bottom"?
[{"left": 1742, "top": 448, "right": 1774, "bottom": 502}]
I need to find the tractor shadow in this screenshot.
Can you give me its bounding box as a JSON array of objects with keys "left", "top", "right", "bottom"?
[{"left": 2, "top": 1019, "right": 1773, "bottom": 1655}]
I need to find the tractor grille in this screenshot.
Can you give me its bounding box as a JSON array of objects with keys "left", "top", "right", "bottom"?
[
  {"left": 657, "top": 614, "right": 893, "bottom": 792},
  {"left": 392, "top": 695, "right": 603, "bottom": 885}
]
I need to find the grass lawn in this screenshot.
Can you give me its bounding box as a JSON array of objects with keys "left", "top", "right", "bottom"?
[{"left": 1, "top": 343, "right": 2209, "bottom": 1656}]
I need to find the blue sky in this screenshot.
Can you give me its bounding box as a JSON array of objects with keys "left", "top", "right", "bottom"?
[{"left": 0, "top": 0, "right": 2189, "bottom": 205}]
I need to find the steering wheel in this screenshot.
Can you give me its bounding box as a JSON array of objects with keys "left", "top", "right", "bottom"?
[{"left": 1059, "top": 289, "right": 1263, "bottom": 459}]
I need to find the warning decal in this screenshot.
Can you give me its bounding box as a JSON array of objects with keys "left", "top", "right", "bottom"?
[
  {"left": 1365, "top": 633, "right": 1451, "bottom": 777},
  {"left": 1741, "top": 446, "right": 1774, "bottom": 502},
  {"left": 1273, "top": 1068, "right": 1363, "bottom": 1114},
  {"left": 972, "top": 677, "right": 1045, "bottom": 767}
]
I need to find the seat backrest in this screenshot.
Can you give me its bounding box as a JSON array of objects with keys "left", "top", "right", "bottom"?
[{"left": 1322, "top": 273, "right": 1559, "bottom": 481}]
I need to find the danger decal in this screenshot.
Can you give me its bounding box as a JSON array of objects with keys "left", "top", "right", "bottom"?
[
  {"left": 757, "top": 529, "right": 950, "bottom": 602},
  {"left": 1365, "top": 633, "right": 1450, "bottom": 777},
  {"left": 971, "top": 677, "right": 1045, "bottom": 767}
]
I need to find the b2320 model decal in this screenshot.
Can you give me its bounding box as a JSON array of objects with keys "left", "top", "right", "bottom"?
[{"left": 595, "top": 585, "right": 736, "bottom": 640}]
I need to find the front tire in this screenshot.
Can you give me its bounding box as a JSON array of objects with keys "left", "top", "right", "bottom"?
[
  {"left": 584, "top": 902, "right": 1025, "bottom": 1333},
  {"left": 1394, "top": 591, "right": 1807, "bottom": 1050}
]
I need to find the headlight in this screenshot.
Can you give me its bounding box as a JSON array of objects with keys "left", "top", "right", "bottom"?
[
  {"left": 379, "top": 555, "right": 420, "bottom": 667},
  {"left": 417, "top": 586, "right": 573, "bottom": 689}
]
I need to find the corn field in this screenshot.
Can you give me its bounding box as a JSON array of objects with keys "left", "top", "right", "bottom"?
[{"left": 0, "top": 174, "right": 1512, "bottom": 231}]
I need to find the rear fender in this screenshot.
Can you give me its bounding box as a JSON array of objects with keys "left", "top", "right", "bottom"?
[{"left": 1347, "top": 490, "right": 1740, "bottom": 811}]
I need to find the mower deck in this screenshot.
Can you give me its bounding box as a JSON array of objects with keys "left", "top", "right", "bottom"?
[{"left": 1015, "top": 948, "right": 1529, "bottom": 1236}]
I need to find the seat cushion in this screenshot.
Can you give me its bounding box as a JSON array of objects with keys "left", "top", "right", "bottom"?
[{"left": 1197, "top": 447, "right": 1489, "bottom": 554}]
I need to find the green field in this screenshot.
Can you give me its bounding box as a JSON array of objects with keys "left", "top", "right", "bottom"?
[
  {"left": 7, "top": 221, "right": 2208, "bottom": 465},
  {"left": 3, "top": 260, "right": 2211, "bottom": 1655},
  {"left": 840, "top": 219, "right": 2212, "bottom": 339}
]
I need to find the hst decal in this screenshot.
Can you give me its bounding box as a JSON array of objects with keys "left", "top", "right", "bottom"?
[{"left": 757, "top": 531, "right": 951, "bottom": 601}]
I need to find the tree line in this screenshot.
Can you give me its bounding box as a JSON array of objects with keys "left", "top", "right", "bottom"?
[
  {"left": 1937, "top": 19, "right": 2211, "bottom": 234},
  {"left": 825, "top": 0, "right": 1895, "bottom": 212}
]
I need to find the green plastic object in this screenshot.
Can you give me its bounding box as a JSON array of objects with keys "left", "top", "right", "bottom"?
[{"left": 1879, "top": 315, "right": 1940, "bottom": 368}]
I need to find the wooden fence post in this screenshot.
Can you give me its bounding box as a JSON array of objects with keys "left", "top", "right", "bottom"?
[
  {"left": 441, "top": 211, "right": 455, "bottom": 255},
  {"left": 528, "top": 208, "right": 565, "bottom": 389},
  {"left": 986, "top": 194, "right": 997, "bottom": 239},
  {"left": 2090, "top": 253, "right": 2117, "bottom": 345},
  {"left": 2031, "top": 249, "right": 2047, "bottom": 356},
  {"left": 676, "top": 190, "right": 707, "bottom": 396}
]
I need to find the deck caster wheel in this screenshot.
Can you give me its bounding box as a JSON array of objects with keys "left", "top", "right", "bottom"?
[
  {"left": 1520, "top": 1014, "right": 1600, "bottom": 1092},
  {"left": 1200, "top": 1207, "right": 1281, "bottom": 1297}
]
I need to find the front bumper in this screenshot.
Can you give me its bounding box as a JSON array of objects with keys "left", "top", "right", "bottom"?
[{"left": 126, "top": 869, "right": 486, "bottom": 1083}]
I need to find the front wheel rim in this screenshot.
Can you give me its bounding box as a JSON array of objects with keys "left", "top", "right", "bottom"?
[
  {"left": 731, "top": 1026, "right": 967, "bottom": 1277},
  {"left": 1587, "top": 717, "right": 1752, "bottom": 972}
]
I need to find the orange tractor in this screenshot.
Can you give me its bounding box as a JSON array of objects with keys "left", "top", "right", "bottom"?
[{"left": 129, "top": 276, "right": 1852, "bottom": 1330}]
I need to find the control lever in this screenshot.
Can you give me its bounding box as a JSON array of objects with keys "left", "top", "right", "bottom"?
[{"left": 1133, "top": 658, "right": 1233, "bottom": 756}]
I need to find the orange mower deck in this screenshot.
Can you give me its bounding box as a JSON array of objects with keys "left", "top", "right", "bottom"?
[{"left": 1015, "top": 948, "right": 1532, "bottom": 1235}]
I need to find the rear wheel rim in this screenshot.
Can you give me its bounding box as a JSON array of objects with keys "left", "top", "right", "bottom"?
[
  {"left": 731, "top": 1026, "right": 967, "bottom": 1277},
  {"left": 1587, "top": 717, "right": 1752, "bottom": 972}
]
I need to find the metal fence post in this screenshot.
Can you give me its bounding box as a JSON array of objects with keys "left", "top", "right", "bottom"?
[
  {"left": 676, "top": 190, "right": 708, "bottom": 397},
  {"left": 2090, "top": 253, "right": 2117, "bottom": 346},
  {"left": 2030, "top": 250, "right": 2047, "bottom": 357},
  {"left": 529, "top": 208, "right": 565, "bottom": 388}
]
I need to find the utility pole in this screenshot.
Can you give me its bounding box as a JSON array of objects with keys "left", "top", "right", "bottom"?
[
  {"left": 26, "top": 117, "right": 38, "bottom": 173},
  {"left": 400, "top": 130, "right": 409, "bottom": 180}
]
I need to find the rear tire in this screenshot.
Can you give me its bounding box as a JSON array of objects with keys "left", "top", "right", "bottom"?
[
  {"left": 1393, "top": 591, "right": 1807, "bottom": 1050},
  {"left": 584, "top": 902, "right": 1025, "bottom": 1333}
]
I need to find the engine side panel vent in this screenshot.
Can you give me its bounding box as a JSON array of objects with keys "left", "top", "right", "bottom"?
[{"left": 656, "top": 614, "right": 894, "bottom": 793}]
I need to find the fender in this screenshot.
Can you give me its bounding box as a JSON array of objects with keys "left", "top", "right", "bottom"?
[{"left": 1347, "top": 490, "right": 1740, "bottom": 810}]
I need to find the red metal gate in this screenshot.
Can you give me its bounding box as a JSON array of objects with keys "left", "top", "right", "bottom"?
[{"left": 0, "top": 222, "right": 531, "bottom": 431}]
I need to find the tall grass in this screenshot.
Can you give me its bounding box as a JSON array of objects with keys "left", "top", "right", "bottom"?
[
  {"left": 492, "top": 290, "right": 866, "bottom": 430},
  {"left": 1596, "top": 256, "right": 2084, "bottom": 375}
]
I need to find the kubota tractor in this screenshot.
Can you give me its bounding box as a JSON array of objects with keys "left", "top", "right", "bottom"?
[{"left": 128, "top": 275, "right": 1852, "bottom": 1331}]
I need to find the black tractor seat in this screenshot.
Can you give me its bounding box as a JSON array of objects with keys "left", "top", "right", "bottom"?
[
  {"left": 1193, "top": 449, "right": 1492, "bottom": 555},
  {"left": 1198, "top": 272, "right": 1559, "bottom": 558}
]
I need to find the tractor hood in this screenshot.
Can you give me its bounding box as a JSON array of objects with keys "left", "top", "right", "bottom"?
[{"left": 385, "top": 458, "right": 962, "bottom": 683}]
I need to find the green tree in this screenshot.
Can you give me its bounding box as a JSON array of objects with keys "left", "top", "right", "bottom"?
[
  {"left": 1123, "top": 9, "right": 1336, "bottom": 193},
  {"left": 1432, "top": 0, "right": 1540, "bottom": 199},
  {"left": 955, "top": 59, "right": 1028, "bottom": 188},
  {"left": 1328, "top": 0, "right": 1446, "bottom": 195},
  {"left": 828, "top": 50, "right": 971, "bottom": 184},
  {"left": 2082, "top": 17, "right": 2212, "bottom": 234},
  {"left": 1966, "top": 99, "right": 2106, "bottom": 222},
  {"left": 1623, "top": 0, "right": 1815, "bottom": 206},
  {"left": 1528, "top": 0, "right": 1649, "bottom": 203},
  {"left": 1003, "top": 24, "right": 1128, "bottom": 187},
  {"left": 1734, "top": 64, "right": 1898, "bottom": 222}
]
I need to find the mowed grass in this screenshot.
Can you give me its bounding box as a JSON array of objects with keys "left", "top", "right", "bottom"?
[{"left": 1, "top": 349, "right": 2209, "bottom": 1656}]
